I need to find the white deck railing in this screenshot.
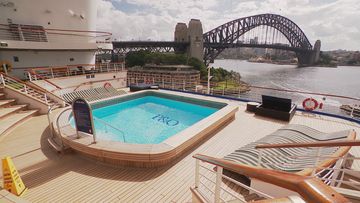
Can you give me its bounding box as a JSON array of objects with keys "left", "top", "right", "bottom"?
[
  {"left": 0, "top": 23, "right": 112, "bottom": 43},
  {"left": 194, "top": 158, "right": 274, "bottom": 202},
  {"left": 193, "top": 146, "right": 360, "bottom": 202},
  {"left": 0, "top": 72, "right": 59, "bottom": 106},
  {"left": 127, "top": 78, "right": 360, "bottom": 123},
  {"left": 28, "top": 63, "right": 125, "bottom": 81}
]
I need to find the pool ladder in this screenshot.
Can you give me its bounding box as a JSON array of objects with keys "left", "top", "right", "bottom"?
[{"left": 93, "top": 116, "right": 127, "bottom": 142}]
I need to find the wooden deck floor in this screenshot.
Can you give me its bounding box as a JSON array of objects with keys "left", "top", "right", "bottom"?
[{"left": 0, "top": 103, "right": 359, "bottom": 203}]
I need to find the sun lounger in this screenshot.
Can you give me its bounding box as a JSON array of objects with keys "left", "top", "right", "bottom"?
[
  {"left": 129, "top": 83, "right": 159, "bottom": 92},
  {"left": 61, "top": 87, "right": 127, "bottom": 104},
  {"left": 223, "top": 124, "right": 356, "bottom": 184}
]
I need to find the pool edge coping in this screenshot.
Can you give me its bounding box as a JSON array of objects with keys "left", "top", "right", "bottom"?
[{"left": 54, "top": 89, "right": 239, "bottom": 167}]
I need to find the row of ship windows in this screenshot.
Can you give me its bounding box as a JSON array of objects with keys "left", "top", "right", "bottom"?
[{"left": 11, "top": 56, "right": 75, "bottom": 62}]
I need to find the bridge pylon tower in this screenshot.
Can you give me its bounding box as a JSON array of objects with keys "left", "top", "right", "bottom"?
[
  {"left": 297, "top": 40, "right": 321, "bottom": 66},
  {"left": 174, "top": 19, "right": 204, "bottom": 62}
]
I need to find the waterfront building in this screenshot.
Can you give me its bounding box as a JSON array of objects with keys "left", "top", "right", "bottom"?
[{"left": 127, "top": 64, "right": 200, "bottom": 89}]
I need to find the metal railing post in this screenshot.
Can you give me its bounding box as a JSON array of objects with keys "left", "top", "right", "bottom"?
[
  {"left": 27, "top": 72, "right": 32, "bottom": 81},
  {"left": 51, "top": 68, "right": 54, "bottom": 78},
  {"left": 2, "top": 64, "right": 8, "bottom": 75},
  {"left": 18, "top": 25, "right": 25, "bottom": 41},
  {"left": 47, "top": 105, "right": 56, "bottom": 139},
  {"left": 195, "top": 159, "right": 200, "bottom": 188},
  {"left": 24, "top": 84, "right": 28, "bottom": 94},
  {"left": 350, "top": 104, "right": 355, "bottom": 118},
  {"left": 56, "top": 112, "right": 65, "bottom": 149},
  {"left": 214, "top": 166, "right": 223, "bottom": 203},
  {"left": 0, "top": 74, "right": 5, "bottom": 86},
  {"left": 44, "top": 93, "right": 48, "bottom": 104},
  {"left": 93, "top": 130, "right": 97, "bottom": 144},
  {"left": 330, "top": 156, "right": 345, "bottom": 187}
]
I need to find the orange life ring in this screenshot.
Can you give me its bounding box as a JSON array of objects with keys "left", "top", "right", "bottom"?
[
  {"left": 104, "top": 82, "right": 112, "bottom": 88},
  {"left": 302, "top": 98, "right": 318, "bottom": 111}
]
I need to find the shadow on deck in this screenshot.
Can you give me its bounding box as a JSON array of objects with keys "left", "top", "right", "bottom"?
[{"left": 20, "top": 116, "right": 233, "bottom": 189}]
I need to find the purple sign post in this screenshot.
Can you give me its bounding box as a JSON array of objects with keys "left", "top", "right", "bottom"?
[{"left": 72, "top": 98, "right": 96, "bottom": 143}]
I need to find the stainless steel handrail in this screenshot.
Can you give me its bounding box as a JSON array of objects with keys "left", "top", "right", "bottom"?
[
  {"left": 55, "top": 109, "right": 68, "bottom": 149},
  {"left": 93, "top": 116, "right": 126, "bottom": 142},
  {"left": 47, "top": 104, "right": 60, "bottom": 139}
]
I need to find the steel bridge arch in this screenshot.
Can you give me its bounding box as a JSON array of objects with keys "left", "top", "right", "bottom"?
[{"left": 203, "top": 13, "right": 313, "bottom": 64}]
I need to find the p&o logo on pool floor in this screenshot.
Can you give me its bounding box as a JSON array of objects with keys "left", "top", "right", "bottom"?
[{"left": 152, "top": 114, "right": 179, "bottom": 126}]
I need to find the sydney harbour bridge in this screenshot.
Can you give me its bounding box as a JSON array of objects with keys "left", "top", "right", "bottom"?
[{"left": 107, "top": 14, "right": 321, "bottom": 67}]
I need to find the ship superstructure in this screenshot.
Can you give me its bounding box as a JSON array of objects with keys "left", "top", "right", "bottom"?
[{"left": 0, "top": 0, "right": 112, "bottom": 79}]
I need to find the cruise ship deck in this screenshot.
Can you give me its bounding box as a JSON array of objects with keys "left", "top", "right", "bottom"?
[{"left": 1, "top": 98, "right": 359, "bottom": 202}]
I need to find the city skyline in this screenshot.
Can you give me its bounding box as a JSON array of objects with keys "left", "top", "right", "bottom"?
[{"left": 97, "top": 0, "right": 360, "bottom": 51}]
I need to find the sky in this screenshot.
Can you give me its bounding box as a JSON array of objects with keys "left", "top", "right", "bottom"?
[{"left": 97, "top": 0, "right": 360, "bottom": 51}]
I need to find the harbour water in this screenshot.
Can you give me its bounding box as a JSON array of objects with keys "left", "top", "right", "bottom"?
[{"left": 212, "top": 59, "right": 360, "bottom": 98}]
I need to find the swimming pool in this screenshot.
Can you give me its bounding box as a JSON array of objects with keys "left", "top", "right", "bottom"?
[
  {"left": 88, "top": 95, "right": 219, "bottom": 144},
  {"left": 58, "top": 90, "right": 237, "bottom": 167}
]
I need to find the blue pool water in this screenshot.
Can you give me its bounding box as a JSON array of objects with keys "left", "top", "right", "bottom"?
[{"left": 71, "top": 96, "right": 219, "bottom": 144}]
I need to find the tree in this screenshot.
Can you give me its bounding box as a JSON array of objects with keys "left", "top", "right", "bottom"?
[
  {"left": 125, "top": 51, "right": 187, "bottom": 67},
  {"left": 187, "top": 57, "right": 207, "bottom": 79},
  {"left": 125, "top": 51, "right": 242, "bottom": 83},
  {"left": 126, "top": 50, "right": 149, "bottom": 67},
  {"left": 317, "top": 52, "right": 333, "bottom": 65}
]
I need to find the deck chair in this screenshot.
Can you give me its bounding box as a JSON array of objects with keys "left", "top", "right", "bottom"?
[{"left": 223, "top": 124, "right": 356, "bottom": 185}]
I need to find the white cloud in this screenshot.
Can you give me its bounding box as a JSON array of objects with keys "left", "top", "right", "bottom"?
[{"left": 96, "top": 0, "right": 360, "bottom": 50}]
